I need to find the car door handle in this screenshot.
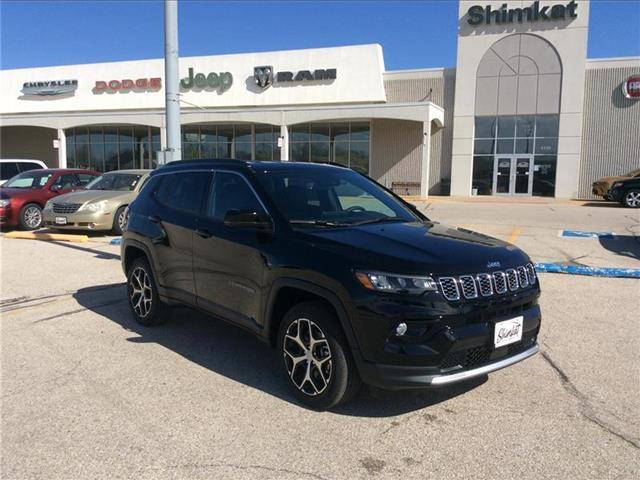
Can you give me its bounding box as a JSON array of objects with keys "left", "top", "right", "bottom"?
[
  {"left": 148, "top": 215, "right": 162, "bottom": 224},
  {"left": 195, "top": 228, "right": 213, "bottom": 239}
]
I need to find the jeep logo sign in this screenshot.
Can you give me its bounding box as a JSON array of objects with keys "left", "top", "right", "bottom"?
[{"left": 622, "top": 76, "right": 640, "bottom": 100}]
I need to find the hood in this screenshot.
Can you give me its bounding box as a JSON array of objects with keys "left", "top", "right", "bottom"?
[
  {"left": 595, "top": 175, "right": 626, "bottom": 185},
  {"left": 0, "top": 187, "right": 42, "bottom": 200},
  {"left": 51, "top": 189, "right": 134, "bottom": 205},
  {"left": 299, "top": 221, "right": 529, "bottom": 276}
]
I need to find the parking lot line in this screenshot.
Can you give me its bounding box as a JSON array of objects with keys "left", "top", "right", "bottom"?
[{"left": 507, "top": 227, "right": 522, "bottom": 244}]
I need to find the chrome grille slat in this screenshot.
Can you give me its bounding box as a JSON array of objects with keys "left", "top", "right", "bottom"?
[
  {"left": 517, "top": 266, "right": 529, "bottom": 288},
  {"left": 505, "top": 269, "right": 519, "bottom": 291},
  {"left": 459, "top": 275, "right": 478, "bottom": 299},
  {"left": 52, "top": 203, "right": 81, "bottom": 214},
  {"left": 526, "top": 263, "right": 537, "bottom": 284},
  {"left": 492, "top": 271, "right": 507, "bottom": 294},
  {"left": 439, "top": 277, "right": 460, "bottom": 301},
  {"left": 476, "top": 274, "right": 493, "bottom": 296}
]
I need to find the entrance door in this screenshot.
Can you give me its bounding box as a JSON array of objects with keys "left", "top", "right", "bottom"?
[{"left": 493, "top": 155, "right": 533, "bottom": 195}]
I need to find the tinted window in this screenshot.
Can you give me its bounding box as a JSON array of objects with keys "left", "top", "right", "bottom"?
[
  {"left": 254, "top": 167, "right": 417, "bottom": 226},
  {"left": 206, "top": 172, "right": 264, "bottom": 221},
  {"left": 0, "top": 162, "right": 20, "bottom": 181},
  {"left": 18, "top": 162, "right": 44, "bottom": 172},
  {"left": 76, "top": 173, "right": 97, "bottom": 186},
  {"left": 155, "top": 172, "right": 209, "bottom": 214},
  {"left": 52, "top": 174, "right": 79, "bottom": 189}
]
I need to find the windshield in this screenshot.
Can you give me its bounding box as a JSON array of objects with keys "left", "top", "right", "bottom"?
[
  {"left": 86, "top": 173, "right": 142, "bottom": 191},
  {"left": 3, "top": 171, "right": 53, "bottom": 189},
  {"left": 253, "top": 167, "right": 419, "bottom": 227}
]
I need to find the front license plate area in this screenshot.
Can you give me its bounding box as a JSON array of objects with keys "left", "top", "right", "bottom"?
[
  {"left": 494, "top": 316, "right": 523, "bottom": 348},
  {"left": 54, "top": 217, "right": 67, "bottom": 225}
]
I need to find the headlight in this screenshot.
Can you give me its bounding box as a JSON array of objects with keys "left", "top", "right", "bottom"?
[
  {"left": 355, "top": 271, "right": 437, "bottom": 294},
  {"left": 81, "top": 200, "right": 107, "bottom": 212},
  {"left": 0, "top": 199, "right": 10, "bottom": 208},
  {"left": 44, "top": 201, "right": 53, "bottom": 211},
  {"left": 612, "top": 182, "right": 624, "bottom": 189}
]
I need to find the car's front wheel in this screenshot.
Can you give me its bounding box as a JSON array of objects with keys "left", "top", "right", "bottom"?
[
  {"left": 113, "top": 205, "right": 127, "bottom": 235},
  {"left": 622, "top": 189, "right": 640, "bottom": 208},
  {"left": 126, "top": 257, "right": 169, "bottom": 326},
  {"left": 19, "top": 203, "right": 43, "bottom": 230},
  {"left": 277, "top": 301, "right": 361, "bottom": 410}
]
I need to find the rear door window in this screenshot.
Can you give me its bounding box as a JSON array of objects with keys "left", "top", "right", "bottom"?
[
  {"left": 154, "top": 172, "right": 209, "bottom": 215},
  {"left": 0, "top": 162, "right": 20, "bottom": 181},
  {"left": 18, "top": 162, "right": 44, "bottom": 172}
]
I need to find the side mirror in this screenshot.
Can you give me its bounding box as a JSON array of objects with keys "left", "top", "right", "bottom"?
[
  {"left": 223, "top": 210, "right": 272, "bottom": 230},
  {"left": 50, "top": 184, "right": 61, "bottom": 192}
]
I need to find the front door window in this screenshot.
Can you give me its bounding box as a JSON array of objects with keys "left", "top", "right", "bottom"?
[{"left": 493, "top": 155, "right": 533, "bottom": 195}]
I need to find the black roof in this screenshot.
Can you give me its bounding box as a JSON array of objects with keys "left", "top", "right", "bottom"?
[{"left": 152, "top": 159, "right": 350, "bottom": 175}]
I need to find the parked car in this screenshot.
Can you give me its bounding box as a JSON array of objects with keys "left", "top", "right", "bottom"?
[
  {"left": 121, "top": 160, "right": 541, "bottom": 409},
  {"left": 0, "top": 169, "right": 100, "bottom": 230},
  {"left": 609, "top": 177, "right": 640, "bottom": 208},
  {"left": 43, "top": 169, "right": 151, "bottom": 235},
  {"left": 592, "top": 167, "right": 640, "bottom": 200},
  {"left": 0, "top": 159, "right": 47, "bottom": 186}
]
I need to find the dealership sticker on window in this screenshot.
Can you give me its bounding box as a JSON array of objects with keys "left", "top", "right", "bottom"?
[{"left": 494, "top": 316, "right": 523, "bottom": 348}]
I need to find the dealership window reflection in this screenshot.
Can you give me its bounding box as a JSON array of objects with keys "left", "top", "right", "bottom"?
[
  {"left": 289, "top": 121, "right": 370, "bottom": 174},
  {"left": 181, "top": 124, "right": 280, "bottom": 161},
  {"left": 66, "top": 126, "right": 160, "bottom": 172}
]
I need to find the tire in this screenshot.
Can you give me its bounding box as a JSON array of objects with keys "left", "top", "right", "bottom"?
[
  {"left": 113, "top": 205, "right": 128, "bottom": 235},
  {"left": 622, "top": 189, "right": 640, "bottom": 208},
  {"left": 126, "top": 256, "right": 170, "bottom": 326},
  {"left": 277, "top": 301, "right": 361, "bottom": 410},
  {"left": 19, "top": 203, "right": 43, "bottom": 230}
]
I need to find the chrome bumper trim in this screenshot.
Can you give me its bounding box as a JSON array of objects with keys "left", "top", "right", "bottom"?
[{"left": 429, "top": 344, "right": 539, "bottom": 385}]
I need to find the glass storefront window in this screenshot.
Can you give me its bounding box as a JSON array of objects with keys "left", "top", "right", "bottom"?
[
  {"left": 475, "top": 117, "right": 496, "bottom": 138},
  {"left": 516, "top": 116, "right": 535, "bottom": 137},
  {"left": 533, "top": 156, "right": 557, "bottom": 197},
  {"left": 535, "top": 115, "right": 560, "bottom": 137},
  {"left": 497, "top": 116, "right": 516, "bottom": 138},
  {"left": 472, "top": 156, "right": 493, "bottom": 195},
  {"left": 535, "top": 138, "right": 558, "bottom": 154},
  {"left": 515, "top": 138, "right": 534, "bottom": 154},
  {"left": 288, "top": 122, "right": 370, "bottom": 173},
  {"left": 474, "top": 139, "right": 495, "bottom": 155},
  {"left": 496, "top": 139, "right": 514, "bottom": 154}
]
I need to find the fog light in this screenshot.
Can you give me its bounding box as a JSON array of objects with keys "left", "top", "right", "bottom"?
[{"left": 395, "top": 322, "right": 408, "bottom": 336}]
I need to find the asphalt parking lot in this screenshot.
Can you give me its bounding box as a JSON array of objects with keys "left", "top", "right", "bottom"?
[{"left": 1, "top": 199, "right": 639, "bottom": 480}]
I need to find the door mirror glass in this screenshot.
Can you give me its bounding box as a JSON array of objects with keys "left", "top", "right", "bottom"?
[
  {"left": 50, "top": 184, "right": 61, "bottom": 192},
  {"left": 223, "top": 210, "right": 272, "bottom": 230}
]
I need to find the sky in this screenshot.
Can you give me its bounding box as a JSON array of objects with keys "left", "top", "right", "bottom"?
[{"left": 0, "top": 0, "right": 639, "bottom": 71}]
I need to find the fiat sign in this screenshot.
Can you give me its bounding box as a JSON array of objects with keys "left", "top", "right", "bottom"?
[{"left": 622, "top": 76, "right": 640, "bottom": 100}]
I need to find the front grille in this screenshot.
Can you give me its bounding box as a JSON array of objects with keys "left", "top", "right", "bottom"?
[
  {"left": 459, "top": 276, "right": 478, "bottom": 299},
  {"left": 439, "top": 277, "right": 460, "bottom": 301},
  {"left": 52, "top": 203, "right": 81, "bottom": 214},
  {"left": 437, "top": 264, "right": 535, "bottom": 302},
  {"left": 440, "top": 345, "right": 491, "bottom": 370}
]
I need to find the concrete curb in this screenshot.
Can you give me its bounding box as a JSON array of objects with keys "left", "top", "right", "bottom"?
[{"left": 4, "top": 231, "right": 89, "bottom": 243}]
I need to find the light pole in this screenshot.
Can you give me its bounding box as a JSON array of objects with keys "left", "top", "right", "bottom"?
[{"left": 163, "top": 0, "right": 181, "bottom": 163}]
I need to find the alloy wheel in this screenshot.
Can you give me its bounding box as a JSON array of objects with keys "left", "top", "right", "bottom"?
[
  {"left": 24, "top": 206, "right": 42, "bottom": 229},
  {"left": 283, "top": 318, "right": 333, "bottom": 396},
  {"left": 625, "top": 191, "right": 640, "bottom": 207},
  {"left": 118, "top": 209, "right": 128, "bottom": 232},
  {"left": 129, "top": 267, "right": 153, "bottom": 317}
]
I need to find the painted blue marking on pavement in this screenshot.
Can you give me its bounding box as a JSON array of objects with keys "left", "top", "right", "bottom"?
[
  {"left": 110, "top": 237, "right": 122, "bottom": 245},
  {"left": 535, "top": 263, "right": 640, "bottom": 278},
  {"left": 560, "top": 230, "right": 615, "bottom": 239}
]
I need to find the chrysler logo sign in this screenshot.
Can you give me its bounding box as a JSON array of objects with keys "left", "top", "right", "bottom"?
[
  {"left": 622, "top": 76, "right": 640, "bottom": 100},
  {"left": 21, "top": 79, "right": 78, "bottom": 96},
  {"left": 467, "top": 1, "right": 578, "bottom": 25}
]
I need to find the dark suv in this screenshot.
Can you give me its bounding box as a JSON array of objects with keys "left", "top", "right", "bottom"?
[
  {"left": 609, "top": 177, "right": 640, "bottom": 208},
  {"left": 121, "top": 160, "right": 541, "bottom": 409}
]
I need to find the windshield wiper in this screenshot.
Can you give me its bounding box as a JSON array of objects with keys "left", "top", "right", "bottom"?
[
  {"left": 350, "top": 217, "right": 403, "bottom": 226},
  {"left": 289, "top": 219, "right": 345, "bottom": 227}
]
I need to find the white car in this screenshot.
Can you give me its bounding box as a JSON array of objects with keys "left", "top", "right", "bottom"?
[{"left": 0, "top": 159, "right": 47, "bottom": 186}]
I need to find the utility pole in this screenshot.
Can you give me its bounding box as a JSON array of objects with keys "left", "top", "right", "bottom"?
[{"left": 163, "top": 0, "right": 181, "bottom": 163}]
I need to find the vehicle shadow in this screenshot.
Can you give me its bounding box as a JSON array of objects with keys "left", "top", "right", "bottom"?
[
  {"left": 599, "top": 234, "right": 640, "bottom": 262},
  {"left": 73, "top": 283, "right": 487, "bottom": 417}
]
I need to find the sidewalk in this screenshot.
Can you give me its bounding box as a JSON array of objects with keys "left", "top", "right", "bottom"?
[{"left": 402, "top": 195, "right": 597, "bottom": 206}]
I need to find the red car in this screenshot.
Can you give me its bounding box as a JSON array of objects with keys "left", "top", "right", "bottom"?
[{"left": 0, "top": 169, "right": 100, "bottom": 230}]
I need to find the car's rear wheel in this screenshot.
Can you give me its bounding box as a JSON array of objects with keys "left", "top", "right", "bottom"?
[
  {"left": 127, "top": 257, "right": 169, "bottom": 326},
  {"left": 622, "top": 189, "right": 640, "bottom": 208},
  {"left": 19, "top": 203, "right": 43, "bottom": 230},
  {"left": 277, "top": 301, "right": 361, "bottom": 410},
  {"left": 113, "top": 206, "right": 127, "bottom": 235}
]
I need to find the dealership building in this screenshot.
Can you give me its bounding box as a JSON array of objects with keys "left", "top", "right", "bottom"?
[{"left": 1, "top": 0, "right": 639, "bottom": 198}]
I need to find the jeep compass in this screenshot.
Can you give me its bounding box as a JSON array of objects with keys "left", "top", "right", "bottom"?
[{"left": 121, "top": 160, "right": 541, "bottom": 409}]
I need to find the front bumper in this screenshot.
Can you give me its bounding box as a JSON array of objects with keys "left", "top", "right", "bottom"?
[
  {"left": 592, "top": 182, "right": 610, "bottom": 197},
  {"left": 0, "top": 206, "right": 14, "bottom": 226},
  {"left": 43, "top": 209, "right": 113, "bottom": 231},
  {"left": 609, "top": 187, "right": 624, "bottom": 203}
]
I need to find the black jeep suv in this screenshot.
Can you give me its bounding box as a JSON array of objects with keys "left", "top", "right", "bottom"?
[
  {"left": 121, "top": 160, "right": 541, "bottom": 409},
  {"left": 609, "top": 176, "right": 640, "bottom": 208}
]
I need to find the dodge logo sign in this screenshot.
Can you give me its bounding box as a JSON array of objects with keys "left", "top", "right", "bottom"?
[
  {"left": 254, "top": 66, "right": 273, "bottom": 89},
  {"left": 622, "top": 76, "right": 640, "bottom": 100}
]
